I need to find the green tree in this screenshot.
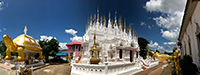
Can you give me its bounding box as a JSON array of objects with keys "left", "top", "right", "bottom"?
[
  {"left": 156, "top": 49, "right": 159, "bottom": 53},
  {"left": 0, "top": 41, "right": 6, "bottom": 58},
  {"left": 138, "top": 37, "right": 149, "bottom": 59},
  {"left": 39, "top": 38, "right": 60, "bottom": 62}
]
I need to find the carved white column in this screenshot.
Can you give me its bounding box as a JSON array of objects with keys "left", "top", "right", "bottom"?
[
  {"left": 122, "top": 49, "right": 125, "bottom": 63},
  {"left": 115, "top": 48, "right": 117, "bottom": 63}
]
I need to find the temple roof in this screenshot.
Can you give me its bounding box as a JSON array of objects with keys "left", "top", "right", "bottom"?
[{"left": 66, "top": 41, "right": 82, "bottom": 46}]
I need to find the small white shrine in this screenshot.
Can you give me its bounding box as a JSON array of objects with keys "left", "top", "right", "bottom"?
[{"left": 71, "top": 9, "right": 158, "bottom": 75}]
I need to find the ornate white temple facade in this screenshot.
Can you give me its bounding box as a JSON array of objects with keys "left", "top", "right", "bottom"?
[{"left": 71, "top": 10, "right": 158, "bottom": 75}]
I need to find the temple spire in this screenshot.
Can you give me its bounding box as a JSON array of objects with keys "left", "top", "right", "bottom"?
[
  {"left": 93, "top": 13, "right": 96, "bottom": 21},
  {"left": 97, "top": 8, "right": 99, "bottom": 22},
  {"left": 100, "top": 16, "right": 103, "bottom": 27},
  {"left": 124, "top": 19, "right": 126, "bottom": 32},
  {"left": 104, "top": 16, "right": 106, "bottom": 27},
  {"left": 108, "top": 11, "right": 112, "bottom": 28},
  {"left": 119, "top": 16, "right": 122, "bottom": 31},
  {"left": 114, "top": 11, "right": 118, "bottom": 29}
]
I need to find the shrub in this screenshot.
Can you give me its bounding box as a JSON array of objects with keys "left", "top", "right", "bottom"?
[
  {"left": 180, "top": 55, "right": 200, "bottom": 75},
  {"left": 50, "top": 56, "right": 64, "bottom": 63}
]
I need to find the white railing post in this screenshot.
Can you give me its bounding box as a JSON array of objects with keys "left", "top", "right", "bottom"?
[{"left": 104, "top": 54, "right": 108, "bottom": 74}]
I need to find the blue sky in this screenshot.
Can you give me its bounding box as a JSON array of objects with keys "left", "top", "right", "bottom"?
[{"left": 0, "top": 0, "right": 187, "bottom": 53}]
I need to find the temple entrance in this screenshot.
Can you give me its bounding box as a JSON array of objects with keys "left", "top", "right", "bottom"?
[
  {"left": 119, "top": 49, "right": 122, "bottom": 59},
  {"left": 130, "top": 50, "right": 133, "bottom": 62}
]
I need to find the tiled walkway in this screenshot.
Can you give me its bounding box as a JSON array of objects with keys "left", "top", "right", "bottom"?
[{"left": 135, "top": 62, "right": 172, "bottom": 75}]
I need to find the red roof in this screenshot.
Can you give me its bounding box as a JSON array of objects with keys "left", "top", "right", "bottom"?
[{"left": 66, "top": 41, "right": 82, "bottom": 46}]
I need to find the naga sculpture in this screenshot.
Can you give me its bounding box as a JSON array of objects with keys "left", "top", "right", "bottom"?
[{"left": 3, "top": 26, "right": 43, "bottom": 61}]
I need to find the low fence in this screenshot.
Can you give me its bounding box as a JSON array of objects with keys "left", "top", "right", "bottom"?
[{"left": 71, "top": 62, "right": 141, "bottom": 75}]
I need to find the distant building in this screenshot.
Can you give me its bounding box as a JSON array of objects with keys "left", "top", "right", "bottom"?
[
  {"left": 56, "top": 49, "right": 68, "bottom": 56},
  {"left": 178, "top": 0, "right": 200, "bottom": 68},
  {"left": 66, "top": 41, "right": 82, "bottom": 59}
]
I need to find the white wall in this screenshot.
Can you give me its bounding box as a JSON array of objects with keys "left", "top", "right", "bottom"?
[{"left": 181, "top": 2, "right": 200, "bottom": 67}]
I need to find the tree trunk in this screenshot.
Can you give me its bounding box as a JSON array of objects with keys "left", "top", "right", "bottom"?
[{"left": 45, "top": 54, "right": 49, "bottom": 63}]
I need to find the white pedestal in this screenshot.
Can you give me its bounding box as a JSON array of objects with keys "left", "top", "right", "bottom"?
[
  {"left": 4, "top": 60, "right": 11, "bottom": 65},
  {"left": 16, "top": 61, "right": 25, "bottom": 70},
  {"left": 39, "top": 60, "right": 44, "bottom": 64}
]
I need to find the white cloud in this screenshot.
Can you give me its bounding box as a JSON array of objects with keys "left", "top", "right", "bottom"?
[
  {"left": 40, "top": 35, "right": 57, "bottom": 41},
  {"left": 65, "top": 29, "right": 77, "bottom": 36},
  {"left": 0, "top": 1, "right": 4, "bottom": 11},
  {"left": 148, "top": 26, "right": 151, "bottom": 29},
  {"left": 144, "top": 0, "right": 186, "bottom": 14},
  {"left": 0, "top": 29, "right": 1, "bottom": 32},
  {"left": 141, "top": 22, "right": 146, "bottom": 26},
  {"left": 168, "top": 42, "right": 176, "bottom": 45},
  {"left": 3, "top": 28, "right": 6, "bottom": 30},
  {"left": 59, "top": 42, "right": 68, "bottom": 49},
  {"left": 35, "top": 39, "right": 39, "bottom": 43},
  {"left": 165, "top": 50, "right": 173, "bottom": 53},
  {"left": 163, "top": 42, "right": 168, "bottom": 45},
  {"left": 161, "top": 27, "right": 179, "bottom": 42},
  {"left": 148, "top": 41, "right": 158, "bottom": 48},
  {"left": 144, "top": 0, "right": 187, "bottom": 42},
  {"left": 70, "top": 35, "right": 82, "bottom": 42},
  {"left": 158, "top": 46, "right": 165, "bottom": 53}
]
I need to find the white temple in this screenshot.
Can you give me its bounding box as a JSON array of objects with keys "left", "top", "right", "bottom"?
[{"left": 71, "top": 9, "right": 158, "bottom": 75}]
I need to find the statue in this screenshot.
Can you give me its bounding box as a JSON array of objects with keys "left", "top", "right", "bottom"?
[
  {"left": 172, "top": 44, "right": 181, "bottom": 75},
  {"left": 3, "top": 26, "right": 43, "bottom": 61}
]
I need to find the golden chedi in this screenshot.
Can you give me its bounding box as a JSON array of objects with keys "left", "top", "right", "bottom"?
[
  {"left": 3, "top": 26, "right": 43, "bottom": 61},
  {"left": 90, "top": 34, "right": 100, "bottom": 64}
]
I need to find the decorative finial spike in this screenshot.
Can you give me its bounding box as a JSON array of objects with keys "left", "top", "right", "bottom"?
[
  {"left": 90, "top": 14, "right": 92, "bottom": 20},
  {"left": 24, "top": 26, "right": 27, "bottom": 35},
  {"left": 93, "top": 13, "right": 96, "bottom": 21},
  {"left": 124, "top": 19, "right": 126, "bottom": 29},
  {"left": 109, "top": 11, "right": 111, "bottom": 18}
]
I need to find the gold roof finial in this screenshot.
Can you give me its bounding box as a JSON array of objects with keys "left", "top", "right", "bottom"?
[
  {"left": 129, "top": 24, "right": 132, "bottom": 31},
  {"left": 101, "top": 16, "right": 103, "bottom": 23},
  {"left": 112, "top": 20, "right": 114, "bottom": 28},
  {"left": 97, "top": 8, "right": 99, "bottom": 13},
  {"left": 115, "top": 11, "right": 117, "bottom": 20},
  {"left": 93, "top": 13, "right": 96, "bottom": 21},
  {"left": 90, "top": 14, "right": 92, "bottom": 20},
  {"left": 132, "top": 29, "right": 135, "bottom": 36},
  {"left": 97, "top": 8, "right": 99, "bottom": 22},
  {"left": 24, "top": 26, "right": 27, "bottom": 35},
  {"left": 136, "top": 32, "right": 138, "bottom": 36},
  {"left": 85, "top": 20, "right": 89, "bottom": 28},
  {"left": 118, "top": 16, "right": 121, "bottom": 23},
  {"left": 124, "top": 19, "right": 126, "bottom": 29},
  {"left": 108, "top": 11, "right": 111, "bottom": 18},
  {"left": 104, "top": 16, "right": 106, "bottom": 27}
]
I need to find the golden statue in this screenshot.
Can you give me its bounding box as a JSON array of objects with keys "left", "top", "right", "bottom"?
[
  {"left": 19, "top": 66, "right": 32, "bottom": 75},
  {"left": 3, "top": 26, "right": 43, "bottom": 61},
  {"left": 149, "top": 50, "right": 172, "bottom": 61},
  {"left": 172, "top": 44, "right": 181, "bottom": 75}
]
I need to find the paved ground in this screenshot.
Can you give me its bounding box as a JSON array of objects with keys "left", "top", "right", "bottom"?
[
  {"left": 135, "top": 62, "right": 172, "bottom": 75},
  {"left": 33, "top": 63, "right": 71, "bottom": 75}
]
